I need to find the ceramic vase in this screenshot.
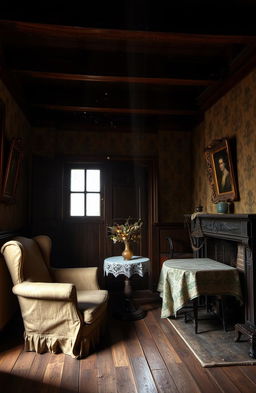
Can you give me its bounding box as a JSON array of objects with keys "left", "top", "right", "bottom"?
[{"left": 216, "top": 201, "right": 229, "bottom": 214}]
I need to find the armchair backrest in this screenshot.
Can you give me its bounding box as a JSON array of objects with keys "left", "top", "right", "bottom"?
[{"left": 1, "top": 236, "right": 52, "bottom": 286}]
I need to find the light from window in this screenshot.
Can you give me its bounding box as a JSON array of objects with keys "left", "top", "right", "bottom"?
[
  {"left": 86, "top": 169, "right": 100, "bottom": 192},
  {"left": 69, "top": 168, "right": 101, "bottom": 217},
  {"left": 70, "top": 193, "right": 85, "bottom": 216},
  {"left": 71, "top": 169, "right": 85, "bottom": 191},
  {"left": 86, "top": 193, "right": 100, "bottom": 216}
]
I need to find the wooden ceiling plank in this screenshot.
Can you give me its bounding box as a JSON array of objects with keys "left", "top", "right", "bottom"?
[
  {"left": 30, "top": 119, "right": 192, "bottom": 133},
  {"left": 12, "top": 70, "right": 216, "bottom": 86},
  {"left": 0, "top": 20, "right": 256, "bottom": 46},
  {"left": 33, "top": 104, "right": 196, "bottom": 116},
  {"left": 1, "top": 18, "right": 255, "bottom": 131},
  {"left": 198, "top": 44, "right": 256, "bottom": 110},
  {"left": 0, "top": 47, "right": 32, "bottom": 122}
]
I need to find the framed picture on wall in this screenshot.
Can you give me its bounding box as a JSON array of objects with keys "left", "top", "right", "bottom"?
[
  {"left": 2, "top": 137, "right": 23, "bottom": 203},
  {"left": 0, "top": 100, "right": 5, "bottom": 192},
  {"left": 205, "top": 138, "right": 238, "bottom": 202}
]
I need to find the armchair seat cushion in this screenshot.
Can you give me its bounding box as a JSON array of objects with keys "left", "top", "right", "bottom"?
[{"left": 77, "top": 290, "right": 108, "bottom": 324}]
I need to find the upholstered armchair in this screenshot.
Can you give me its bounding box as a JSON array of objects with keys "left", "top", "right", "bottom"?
[{"left": 1, "top": 235, "right": 108, "bottom": 359}]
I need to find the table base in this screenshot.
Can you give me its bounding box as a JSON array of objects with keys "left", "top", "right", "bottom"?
[
  {"left": 184, "top": 296, "right": 229, "bottom": 334},
  {"left": 113, "top": 277, "right": 146, "bottom": 321},
  {"left": 114, "top": 298, "right": 146, "bottom": 321}
]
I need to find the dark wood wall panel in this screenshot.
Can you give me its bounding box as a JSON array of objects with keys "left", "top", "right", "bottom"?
[
  {"left": 152, "top": 223, "right": 192, "bottom": 289},
  {"left": 60, "top": 222, "right": 103, "bottom": 268},
  {"left": 112, "top": 186, "right": 138, "bottom": 219},
  {"left": 30, "top": 156, "right": 156, "bottom": 289}
]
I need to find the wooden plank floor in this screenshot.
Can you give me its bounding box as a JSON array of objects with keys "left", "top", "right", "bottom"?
[{"left": 0, "top": 291, "right": 256, "bottom": 393}]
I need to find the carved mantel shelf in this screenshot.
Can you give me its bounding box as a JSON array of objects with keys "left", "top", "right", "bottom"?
[{"left": 190, "top": 213, "right": 255, "bottom": 246}]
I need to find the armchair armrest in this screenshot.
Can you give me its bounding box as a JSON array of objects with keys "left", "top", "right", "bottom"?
[
  {"left": 51, "top": 267, "right": 100, "bottom": 290},
  {"left": 13, "top": 282, "right": 76, "bottom": 301}
]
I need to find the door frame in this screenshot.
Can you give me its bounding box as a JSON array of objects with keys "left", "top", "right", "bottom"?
[
  {"left": 102, "top": 156, "right": 158, "bottom": 289},
  {"left": 61, "top": 154, "right": 158, "bottom": 287}
]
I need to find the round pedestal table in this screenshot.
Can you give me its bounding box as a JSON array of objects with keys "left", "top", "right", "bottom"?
[{"left": 104, "top": 255, "right": 149, "bottom": 320}]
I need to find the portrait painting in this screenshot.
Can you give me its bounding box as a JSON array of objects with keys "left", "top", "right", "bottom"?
[{"left": 205, "top": 138, "right": 238, "bottom": 202}]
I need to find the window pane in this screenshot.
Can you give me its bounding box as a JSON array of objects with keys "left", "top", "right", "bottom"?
[
  {"left": 86, "top": 170, "right": 100, "bottom": 192},
  {"left": 86, "top": 193, "right": 100, "bottom": 216},
  {"left": 71, "top": 169, "right": 85, "bottom": 191},
  {"left": 70, "top": 193, "right": 85, "bottom": 216}
]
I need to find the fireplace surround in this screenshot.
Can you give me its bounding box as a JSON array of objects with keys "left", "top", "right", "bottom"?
[{"left": 190, "top": 213, "right": 256, "bottom": 358}]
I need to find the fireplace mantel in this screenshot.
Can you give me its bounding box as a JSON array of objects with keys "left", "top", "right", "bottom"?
[
  {"left": 190, "top": 213, "right": 256, "bottom": 358},
  {"left": 191, "top": 213, "right": 255, "bottom": 246}
]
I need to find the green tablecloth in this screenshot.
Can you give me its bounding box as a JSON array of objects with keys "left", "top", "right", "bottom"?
[{"left": 157, "top": 258, "right": 243, "bottom": 318}]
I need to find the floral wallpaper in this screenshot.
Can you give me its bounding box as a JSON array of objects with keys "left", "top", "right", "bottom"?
[
  {"left": 32, "top": 128, "right": 158, "bottom": 158},
  {"left": 158, "top": 130, "right": 192, "bottom": 222},
  {"left": 0, "top": 80, "right": 31, "bottom": 231},
  {"left": 32, "top": 127, "right": 192, "bottom": 223},
  {"left": 193, "top": 68, "right": 256, "bottom": 214},
  {"left": 3, "top": 61, "right": 255, "bottom": 228}
]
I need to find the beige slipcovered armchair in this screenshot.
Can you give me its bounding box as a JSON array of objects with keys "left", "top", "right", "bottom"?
[{"left": 1, "top": 235, "right": 108, "bottom": 358}]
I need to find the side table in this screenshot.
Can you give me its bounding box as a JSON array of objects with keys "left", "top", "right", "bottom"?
[{"left": 104, "top": 255, "right": 149, "bottom": 321}]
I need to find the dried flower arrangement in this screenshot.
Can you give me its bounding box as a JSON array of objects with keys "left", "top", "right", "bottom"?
[{"left": 107, "top": 218, "right": 143, "bottom": 244}]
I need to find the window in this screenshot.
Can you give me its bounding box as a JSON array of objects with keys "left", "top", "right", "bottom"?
[{"left": 69, "top": 168, "right": 101, "bottom": 217}]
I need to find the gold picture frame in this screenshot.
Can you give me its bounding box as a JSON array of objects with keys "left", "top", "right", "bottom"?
[{"left": 205, "top": 138, "right": 238, "bottom": 202}]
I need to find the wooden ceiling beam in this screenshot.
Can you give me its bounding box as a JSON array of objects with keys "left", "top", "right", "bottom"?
[
  {"left": 12, "top": 70, "right": 216, "bottom": 86},
  {"left": 33, "top": 104, "right": 196, "bottom": 116},
  {"left": 30, "top": 115, "right": 194, "bottom": 132},
  {"left": 0, "top": 48, "right": 32, "bottom": 123},
  {"left": 0, "top": 20, "right": 255, "bottom": 46},
  {"left": 198, "top": 44, "right": 256, "bottom": 110},
  {"left": 6, "top": 46, "right": 228, "bottom": 80}
]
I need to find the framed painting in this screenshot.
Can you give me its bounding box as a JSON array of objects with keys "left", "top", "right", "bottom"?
[
  {"left": 205, "top": 138, "right": 238, "bottom": 202},
  {"left": 2, "top": 137, "right": 23, "bottom": 203},
  {"left": 0, "top": 100, "right": 5, "bottom": 192}
]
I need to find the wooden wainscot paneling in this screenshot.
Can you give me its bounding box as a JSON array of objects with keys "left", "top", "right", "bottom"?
[{"left": 152, "top": 223, "right": 192, "bottom": 289}]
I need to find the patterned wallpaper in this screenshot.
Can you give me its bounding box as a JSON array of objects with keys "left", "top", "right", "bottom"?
[
  {"left": 32, "top": 127, "right": 192, "bottom": 223},
  {"left": 32, "top": 128, "right": 158, "bottom": 158},
  {"left": 193, "top": 68, "right": 256, "bottom": 214},
  {"left": 0, "top": 80, "right": 31, "bottom": 231},
  {"left": 3, "top": 61, "right": 254, "bottom": 228},
  {"left": 158, "top": 130, "right": 192, "bottom": 222}
]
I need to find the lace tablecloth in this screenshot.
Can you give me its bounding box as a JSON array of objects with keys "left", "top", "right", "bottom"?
[
  {"left": 104, "top": 256, "right": 149, "bottom": 278},
  {"left": 157, "top": 258, "right": 243, "bottom": 318}
]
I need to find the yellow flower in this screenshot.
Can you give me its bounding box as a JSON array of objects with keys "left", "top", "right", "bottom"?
[{"left": 107, "top": 218, "right": 143, "bottom": 244}]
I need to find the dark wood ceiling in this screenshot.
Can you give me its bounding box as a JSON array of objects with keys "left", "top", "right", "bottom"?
[{"left": 1, "top": 3, "right": 256, "bottom": 132}]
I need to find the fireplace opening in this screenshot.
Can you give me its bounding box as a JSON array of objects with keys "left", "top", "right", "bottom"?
[{"left": 203, "top": 237, "right": 245, "bottom": 329}]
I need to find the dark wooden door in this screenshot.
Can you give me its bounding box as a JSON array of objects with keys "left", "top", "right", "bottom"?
[
  {"left": 30, "top": 156, "right": 151, "bottom": 289},
  {"left": 105, "top": 160, "right": 148, "bottom": 258},
  {"left": 104, "top": 160, "right": 149, "bottom": 290},
  {"left": 30, "top": 157, "right": 105, "bottom": 271}
]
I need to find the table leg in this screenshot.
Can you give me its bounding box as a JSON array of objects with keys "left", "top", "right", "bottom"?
[
  {"left": 235, "top": 323, "right": 256, "bottom": 358},
  {"left": 124, "top": 277, "right": 133, "bottom": 298},
  {"left": 193, "top": 298, "right": 198, "bottom": 334},
  {"left": 115, "top": 277, "right": 146, "bottom": 321}
]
